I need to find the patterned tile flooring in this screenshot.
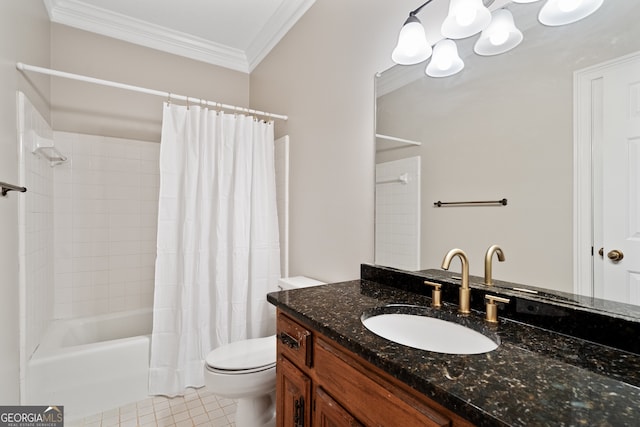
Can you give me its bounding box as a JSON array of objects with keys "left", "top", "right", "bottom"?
[{"left": 66, "top": 388, "right": 236, "bottom": 426}]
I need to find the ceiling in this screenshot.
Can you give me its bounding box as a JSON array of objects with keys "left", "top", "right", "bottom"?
[{"left": 43, "top": 0, "right": 316, "bottom": 73}]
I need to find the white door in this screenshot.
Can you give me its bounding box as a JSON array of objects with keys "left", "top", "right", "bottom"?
[{"left": 599, "top": 55, "right": 640, "bottom": 304}]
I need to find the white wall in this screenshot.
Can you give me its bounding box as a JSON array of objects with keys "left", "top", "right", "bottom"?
[
  {"left": 250, "top": 0, "right": 418, "bottom": 282},
  {"left": 0, "top": 0, "right": 50, "bottom": 404},
  {"left": 50, "top": 24, "right": 250, "bottom": 142}
]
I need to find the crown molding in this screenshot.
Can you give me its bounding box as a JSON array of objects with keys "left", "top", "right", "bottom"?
[
  {"left": 44, "top": 0, "right": 314, "bottom": 73},
  {"left": 376, "top": 63, "right": 425, "bottom": 98},
  {"left": 246, "top": 0, "right": 315, "bottom": 71}
]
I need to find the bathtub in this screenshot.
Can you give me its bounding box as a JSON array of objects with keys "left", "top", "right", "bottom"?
[{"left": 27, "top": 309, "right": 153, "bottom": 420}]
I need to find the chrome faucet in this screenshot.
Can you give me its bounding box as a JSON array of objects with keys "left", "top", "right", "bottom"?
[
  {"left": 484, "top": 245, "right": 505, "bottom": 286},
  {"left": 441, "top": 248, "right": 470, "bottom": 314}
]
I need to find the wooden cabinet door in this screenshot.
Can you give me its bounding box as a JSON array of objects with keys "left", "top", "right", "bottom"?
[
  {"left": 277, "top": 355, "right": 312, "bottom": 427},
  {"left": 314, "top": 387, "right": 363, "bottom": 427}
]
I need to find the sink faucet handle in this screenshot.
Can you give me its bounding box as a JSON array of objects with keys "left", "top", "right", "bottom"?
[
  {"left": 424, "top": 281, "right": 442, "bottom": 308},
  {"left": 484, "top": 294, "right": 510, "bottom": 323}
]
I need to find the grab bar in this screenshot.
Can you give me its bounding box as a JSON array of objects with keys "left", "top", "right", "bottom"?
[
  {"left": 434, "top": 198, "right": 507, "bottom": 207},
  {"left": 1, "top": 181, "right": 27, "bottom": 197}
]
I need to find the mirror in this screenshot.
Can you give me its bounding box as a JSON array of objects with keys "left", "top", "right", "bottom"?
[{"left": 375, "top": 2, "right": 640, "bottom": 301}]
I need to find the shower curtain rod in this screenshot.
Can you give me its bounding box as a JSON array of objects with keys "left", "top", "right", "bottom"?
[{"left": 16, "top": 62, "right": 288, "bottom": 121}]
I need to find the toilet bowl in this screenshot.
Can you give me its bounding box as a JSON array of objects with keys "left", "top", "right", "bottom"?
[
  {"left": 204, "top": 276, "right": 325, "bottom": 427},
  {"left": 205, "top": 336, "right": 277, "bottom": 427}
]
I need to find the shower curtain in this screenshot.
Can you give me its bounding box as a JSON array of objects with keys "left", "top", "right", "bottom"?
[{"left": 149, "top": 103, "right": 281, "bottom": 396}]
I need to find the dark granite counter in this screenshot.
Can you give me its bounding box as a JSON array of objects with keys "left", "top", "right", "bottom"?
[
  {"left": 363, "top": 264, "right": 640, "bottom": 355},
  {"left": 267, "top": 278, "right": 640, "bottom": 427}
]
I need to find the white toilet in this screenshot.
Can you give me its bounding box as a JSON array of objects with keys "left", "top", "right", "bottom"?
[{"left": 204, "top": 276, "right": 325, "bottom": 427}]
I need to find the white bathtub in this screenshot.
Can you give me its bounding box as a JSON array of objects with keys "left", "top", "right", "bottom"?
[{"left": 27, "top": 309, "right": 153, "bottom": 420}]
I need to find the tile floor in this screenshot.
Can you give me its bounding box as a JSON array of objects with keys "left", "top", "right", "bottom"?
[{"left": 66, "top": 388, "right": 236, "bottom": 426}]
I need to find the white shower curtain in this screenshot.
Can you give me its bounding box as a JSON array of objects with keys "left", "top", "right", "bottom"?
[{"left": 149, "top": 103, "right": 281, "bottom": 396}]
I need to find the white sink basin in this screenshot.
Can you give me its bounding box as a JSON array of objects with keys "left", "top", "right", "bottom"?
[{"left": 362, "top": 313, "right": 498, "bottom": 355}]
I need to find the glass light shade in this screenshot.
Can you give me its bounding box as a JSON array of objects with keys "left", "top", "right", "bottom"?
[
  {"left": 474, "top": 9, "right": 523, "bottom": 56},
  {"left": 426, "top": 39, "right": 464, "bottom": 78},
  {"left": 538, "top": 0, "right": 604, "bottom": 26},
  {"left": 391, "top": 15, "right": 432, "bottom": 65},
  {"left": 441, "top": 0, "right": 492, "bottom": 39},
  {"left": 511, "top": 0, "right": 541, "bottom": 3}
]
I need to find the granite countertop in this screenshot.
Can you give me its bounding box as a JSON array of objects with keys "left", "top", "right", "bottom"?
[{"left": 267, "top": 280, "right": 640, "bottom": 427}]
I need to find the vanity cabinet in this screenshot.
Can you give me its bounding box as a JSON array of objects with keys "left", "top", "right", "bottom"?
[{"left": 275, "top": 310, "right": 475, "bottom": 427}]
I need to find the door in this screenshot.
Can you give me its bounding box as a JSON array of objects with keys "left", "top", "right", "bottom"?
[
  {"left": 575, "top": 52, "right": 640, "bottom": 304},
  {"left": 276, "top": 355, "right": 311, "bottom": 427},
  {"left": 600, "top": 55, "right": 640, "bottom": 304}
]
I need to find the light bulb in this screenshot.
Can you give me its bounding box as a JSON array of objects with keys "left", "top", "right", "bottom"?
[
  {"left": 558, "top": 0, "right": 581, "bottom": 12},
  {"left": 391, "top": 15, "right": 432, "bottom": 65},
  {"left": 426, "top": 39, "right": 464, "bottom": 78},
  {"left": 436, "top": 56, "right": 453, "bottom": 71},
  {"left": 490, "top": 29, "right": 509, "bottom": 46},
  {"left": 441, "top": 0, "right": 491, "bottom": 39},
  {"left": 474, "top": 9, "right": 523, "bottom": 56},
  {"left": 456, "top": 8, "right": 477, "bottom": 27},
  {"left": 398, "top": 22, "right": 425, "bottom": 56},
  {"left": 538, "top": 0, "right": 603, "bottom": 26}
]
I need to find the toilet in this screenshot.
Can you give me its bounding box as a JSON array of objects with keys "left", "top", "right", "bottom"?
[{"left": 204, "top": 276, "right": 325, "bottom": 427}]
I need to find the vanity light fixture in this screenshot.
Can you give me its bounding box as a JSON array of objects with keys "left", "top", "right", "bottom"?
[
  {"left": 474, "top": 9, "right": 523, "bottom": 56},
  {"left": 391, "top": 14, "right": 433, "bottom": 64},
  {"left": 391, "top": 1, "right": 435, "bottom": 65},
  {"left": 441, "top": 0, "right": 492, "bottom": 39},
  {"left": 538, "top": 0, "right": 604, "bottom": 26},
  {"left": 392, "top": 0, "right": 605, "bottom": 77},
  {"left": 426, "top": 39, "right": 465, "bottom": 77}
]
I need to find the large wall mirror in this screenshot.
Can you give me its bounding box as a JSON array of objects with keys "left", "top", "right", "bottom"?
[{"left": 375, "top": 1, "right": 640, "bottom": 306}]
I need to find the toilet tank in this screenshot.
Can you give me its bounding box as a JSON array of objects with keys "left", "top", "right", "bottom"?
[{"left": 278, "top": 276, "right": 326, "bottom": 291}]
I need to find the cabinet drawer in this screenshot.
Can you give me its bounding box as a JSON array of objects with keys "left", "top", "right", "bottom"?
[
  {"left": 315, "top": 338, "right": 452, "bottom": 427},
  {"left": 314, "top": 387, "right": 363, "bottom": 427},
  {"left": 277, "top": 311, "right": 313, "bottom": 368}
]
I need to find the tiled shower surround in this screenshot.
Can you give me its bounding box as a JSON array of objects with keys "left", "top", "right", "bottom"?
[
  {"left": 19, "top": 91, "right": 160, "bottom": 367},
  {"left": 52, "top": 132, "right": 160, "bottom": 318},
  {"left": 19, "top": 92, "right": 55, "bottom": 361},
  {"left": 375, "top": 156, "right": 421, "bottom": 271}
]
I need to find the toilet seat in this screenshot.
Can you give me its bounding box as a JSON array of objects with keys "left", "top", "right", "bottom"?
[
  {"left": 206, "top": 363, "right": 276, "bottom": 375},
  {"left": 205, "top": 335, "right": 276, "bottom": 374}
]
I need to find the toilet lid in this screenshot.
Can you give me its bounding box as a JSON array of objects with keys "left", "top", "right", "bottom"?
[{"left": 206, "top": 335, "right": 276, "bottom": 371}]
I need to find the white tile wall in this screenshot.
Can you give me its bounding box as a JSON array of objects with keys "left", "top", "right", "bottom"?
[
  {"left": 375, "top": 156, "right": 421, "bottom": 271},
  {"left": 18, "top": 92, "right": 56, "bottom": 360},
  {"left": 53, "top": 132, "right": 160, "bottom": 318}
]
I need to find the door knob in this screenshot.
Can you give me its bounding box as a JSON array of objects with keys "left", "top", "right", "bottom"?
[
  {"left": 607, "top": 249, "right": 624, "bottom": 262},
  {"left": 598, "top": 247, "right": 604, "bottom": 257}
]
